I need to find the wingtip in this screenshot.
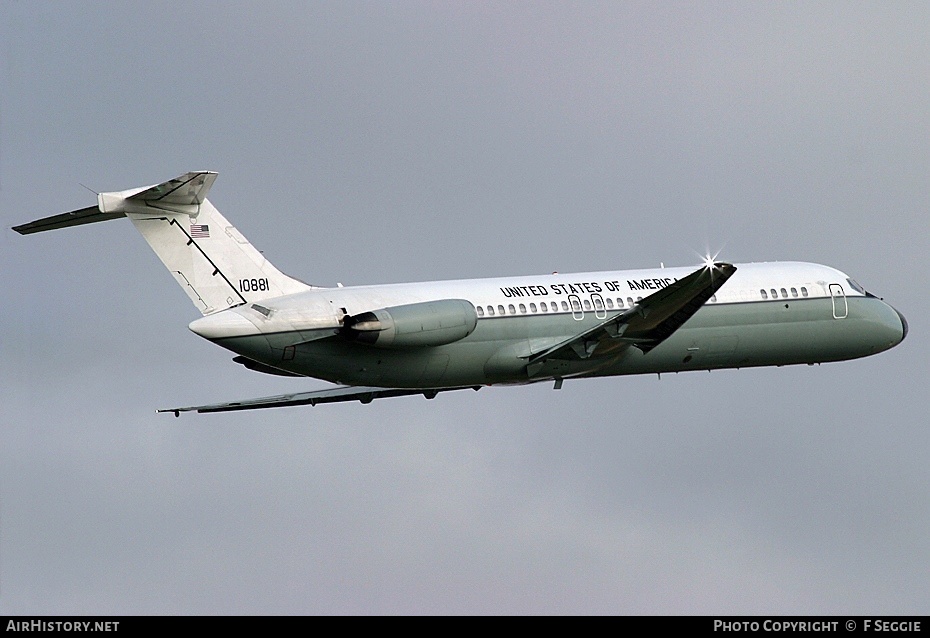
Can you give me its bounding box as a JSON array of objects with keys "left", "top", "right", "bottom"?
[{"left": 711, "top": 261, "right": 737, "bottom": 275}]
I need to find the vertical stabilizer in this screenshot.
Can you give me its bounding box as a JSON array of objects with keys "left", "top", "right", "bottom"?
[{"left": 127, "top": 198, "right": 312, "bottom": 314}]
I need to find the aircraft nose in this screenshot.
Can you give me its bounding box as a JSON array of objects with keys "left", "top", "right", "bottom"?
[
  {"left": 189, "top": 309, "right": 260, "bottom": 340},
  {"left": 894, "top": 306, "right": 908, "bottom": 342},
  {"left": 874, "top": 301, "right": 908, "bottom": 351}
]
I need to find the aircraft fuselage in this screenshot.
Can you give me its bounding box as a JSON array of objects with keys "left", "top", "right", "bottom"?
[{"left": 190, "top": 261, "right": 906, "bottom": 388}]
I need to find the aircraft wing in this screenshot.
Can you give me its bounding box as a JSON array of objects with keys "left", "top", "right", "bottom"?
[
  {"left": 526, "top": 262, "right": 736, "bottom": 367},
  {"left": 159, "top": 384, "right": 483, "bottom": 415}
]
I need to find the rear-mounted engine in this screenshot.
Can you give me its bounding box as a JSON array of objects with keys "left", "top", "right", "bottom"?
[{"left": 341, "top": 299, "right": 478, "bottom": 347}]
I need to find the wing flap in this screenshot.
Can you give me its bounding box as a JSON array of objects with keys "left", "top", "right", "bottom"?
[{"left": 159, "top": 384, "right": 482, "bottom": 415}]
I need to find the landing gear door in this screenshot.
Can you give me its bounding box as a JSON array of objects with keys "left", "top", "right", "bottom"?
[{"left": 830, "top": 283, "right": 847, "bottom": 319}]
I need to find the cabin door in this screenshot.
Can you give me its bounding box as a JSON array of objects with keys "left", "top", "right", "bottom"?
[{"left": 830, "top": 283, "right": 847, "bottom": 319}]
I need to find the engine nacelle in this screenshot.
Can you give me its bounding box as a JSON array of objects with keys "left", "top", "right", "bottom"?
[{"left": 342, "top": 299, "right": 478, "bottom": 348}]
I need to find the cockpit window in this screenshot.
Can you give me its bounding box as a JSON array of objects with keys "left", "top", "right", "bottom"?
[{"left": 847, "top": 278, "right": 866, "bottom": 295}]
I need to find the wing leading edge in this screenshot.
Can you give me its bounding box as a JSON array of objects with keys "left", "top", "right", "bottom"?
[{"left": 159, "top": 384, "right": 483, "bottom": 416}]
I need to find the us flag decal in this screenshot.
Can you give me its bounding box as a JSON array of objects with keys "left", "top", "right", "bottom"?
[{"left": 190, "top": 224, "right": 210, "bottom": 238}]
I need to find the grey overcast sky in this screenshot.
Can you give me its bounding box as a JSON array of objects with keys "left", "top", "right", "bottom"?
[{"left": 1, "top": 2, "right": 927, "bottom": 614}]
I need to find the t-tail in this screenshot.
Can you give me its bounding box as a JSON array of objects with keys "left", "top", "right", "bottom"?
[{"left": 12, "top": 171, "right": 313, "bottom": 314}]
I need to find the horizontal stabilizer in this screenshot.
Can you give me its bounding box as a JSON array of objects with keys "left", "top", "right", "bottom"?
[
  {"left": 123, "top": 171, "right": 216, "bottom": 207},
  {"left": 12, "top": 172, "right": 218, "bottom": 235},
  {"left": 98, "top": 171, "right": 217, "bottom": 215},
  {"left": 159, "top": 384, "right": 483, "bottom": 415},
  {"left": 12, "top": 206, "right": 124, "bottom": 235}
]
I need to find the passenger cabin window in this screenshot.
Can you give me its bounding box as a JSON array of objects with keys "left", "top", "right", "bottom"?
[
  {"left": 519, "top": 303, "right": 526, "bottom": 313},
  {"left": 541, "top": 303, "right": 548, "bottom": 312},
  {"left": 617, "top": 298, "right": 624, "bottom": 308},
  {"left": 583, "top": 299, "right": 592, "bottom": 311},
  {"left": 710, "top": 295, "right": 717, "bottom": 303},
  {"left": 761, "top": 289, "right": 768, "bottom": 299},
  {"left": 497, "top": 305, "right": 505, "bottom": 316},
  {"left": 561, "top": 301, "right": 569, "bottom": 311},
  {"left": 627, "top": 297, "right": 634, "bottom": 307},
  {"left": 477, "top": 306, "right": 484, "bottom": 317},
  {"left": 508, "top": 304, "right": 516, "bottom": 315},
  {"left": 791, "top": 287, "right": 798, "bottom": 298},
  {"left": 606, "top": 298, "right": 614, "bottom": 309},
  {"left": 801, "top": 287, "right": 809, "bottom": 297},
  {"left": 487, "top": 306, "right": 495, "bottom": 316},
  {"left": 780, "top": 288, "right": 788, "bottom": 298},
  {"left": 530, "top": 303, "right": 537, "bottom": 313},
  {"left": 770, "top": 289, "right": 778, "bottom": 299},
  {"left": 551, "top": 302, "right": 559, "bottom": 312}
]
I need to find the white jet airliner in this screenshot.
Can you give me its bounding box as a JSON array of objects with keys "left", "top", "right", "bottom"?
[{"left": 13, "top": 171, "right": 907, "bottom": 415}]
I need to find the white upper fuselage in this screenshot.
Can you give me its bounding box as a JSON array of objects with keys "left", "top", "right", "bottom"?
[{"left": 191, "top": 261, "right": 865, "bottom": 339}]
